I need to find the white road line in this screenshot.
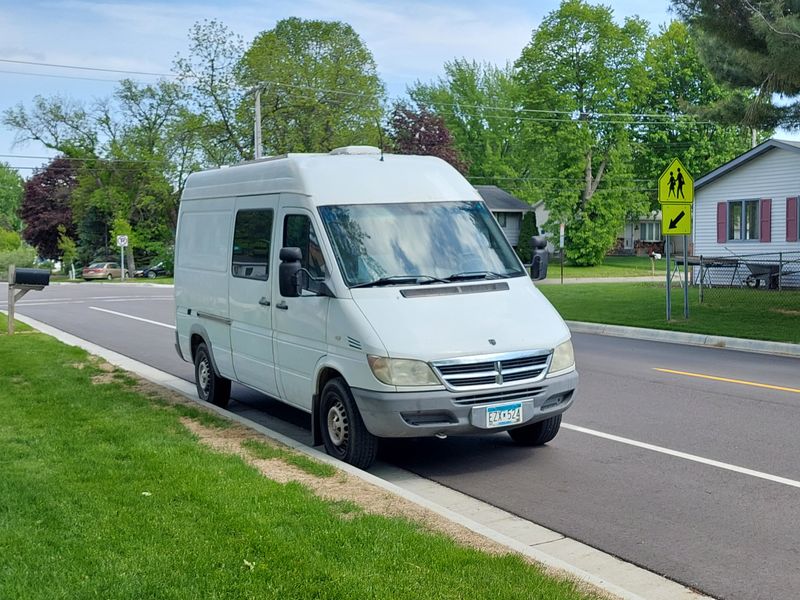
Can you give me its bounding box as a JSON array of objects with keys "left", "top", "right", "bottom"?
[
  {"left": 0, "top": 297, "right": 172, "bottom": 307},
  {"left": 88, "top": 306, "right": 175, "bottom": 329},
  {"left": 563, "top": 423, "right": 800, "bottom": 490}
]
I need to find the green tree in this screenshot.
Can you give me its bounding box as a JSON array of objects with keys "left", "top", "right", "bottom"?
[
  {"left": 0, "top": 162, "right": 24, "bottom": 231},
  {"left": 3, "top": 80, "right": 188, "bottom": 270},
  {"left": 516, "top": 211, "right": 540, "bottom": 263},
  {"left": 173, "top": 19, "right": 250, "bottom": 165},
  {"left": 238, "top": 17, "right": 385, "bottom": 154},
  {"left": 515, "top": 0, "right": 650, "bottom": 265},
  {"left": 671, "top": 0, "right": 800, "bottom": 129},
  {"left": 57, "top": 225, "right": 78, "bottom": 275},
  {"left": 633, "top": 21, "right": 753, "bottom": 208},
  {"left": 409, "top": 60, "right": 523, "bottom": 184}
]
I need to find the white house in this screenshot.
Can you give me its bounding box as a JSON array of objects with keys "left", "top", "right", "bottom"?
[
  {"left": 694, "top": 139, "right": 800, "bottom": 286},
  {"left": 474, "top": 185, "right": 532, "bottom": 247}
]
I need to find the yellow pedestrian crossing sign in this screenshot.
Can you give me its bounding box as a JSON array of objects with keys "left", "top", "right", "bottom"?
[
  {"left": 662, "top": 202, "right": 692, "bottom": 236},
  {"left": 658, "top": 158, "right": 693, "bottom": 204}
]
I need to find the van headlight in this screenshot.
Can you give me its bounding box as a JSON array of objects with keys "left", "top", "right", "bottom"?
[
  {"left": 368, "top": 356, "right": 440, "bottom": 386},
  {"left": 547, "top": 340, "right": 575, "bottom": 376}
]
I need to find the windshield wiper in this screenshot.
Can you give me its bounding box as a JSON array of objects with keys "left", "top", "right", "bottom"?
[
  {"left": 351, "top": 274, "right": 448, "bottom": 288},
  {"left": 445, "top": 270, "right": 508, "bottom": 282}
]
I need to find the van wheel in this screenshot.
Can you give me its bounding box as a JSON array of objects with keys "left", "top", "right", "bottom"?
[
  {"left": 194, "top": 342, "right": 231, "bottom": 408},
  {"left": 508, "top": 414, "right": 562, "bottom": 446},
  {"left": 107, "top": 273, "right": 113, "bottom": 280},
  {"left": 320, "top": 378, "right": 377, "bottom": 469}
]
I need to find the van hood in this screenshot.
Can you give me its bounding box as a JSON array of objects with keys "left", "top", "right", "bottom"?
[{"left": 350, "top": 277, "right": 570, "bottom": 361}]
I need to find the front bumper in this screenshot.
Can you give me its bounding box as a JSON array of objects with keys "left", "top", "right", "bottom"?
[{"left": 352, "top": 370, "right": 578, "bottom": 438}]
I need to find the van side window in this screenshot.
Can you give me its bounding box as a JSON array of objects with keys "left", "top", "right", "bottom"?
[
  {"left": 283, "top": 214, "right": 326, "bottom": 278},
  {"left": 232, "top": 209, "right": 273, "bottom": 281}
]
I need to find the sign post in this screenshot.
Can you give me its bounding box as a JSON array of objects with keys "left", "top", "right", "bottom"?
[
  {"left": 658, "top": 158, "right": 694, "bottom": 320},
  {"left": 559, "top": 222, "right": 565, "bottom": 284},
  {"left": 117, "top": 235, "right": 128, "bottom": 281}
]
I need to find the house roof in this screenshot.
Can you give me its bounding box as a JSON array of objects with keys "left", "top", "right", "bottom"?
[
  {"left": 474, "top": 185, "right": 531, "bottom": 212},
  {"left": 695, "top": 139, "right": 800, "bottom": 191}
]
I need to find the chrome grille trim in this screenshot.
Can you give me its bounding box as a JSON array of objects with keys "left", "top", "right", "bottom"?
[
  {"left": 432, "top": 350, "right": 552, "bottom": 391},
  {"left": 453, "top": 386, "right": 545, "bottom": 406}
]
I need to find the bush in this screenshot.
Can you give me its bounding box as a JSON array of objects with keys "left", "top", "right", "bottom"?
[
  {"left": 0, "top": 244, "right": 37, "bottom": 278},
  {"left": 515, "top": 211, "right": 539, "bottom": 263}
]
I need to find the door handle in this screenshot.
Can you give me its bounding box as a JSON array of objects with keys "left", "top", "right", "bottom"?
[
  {"left": 258, "top": 297, "right": 270, "bottom": 307},
  {"left": 276, "top": 301, "right": 288, "bottom": 310}
]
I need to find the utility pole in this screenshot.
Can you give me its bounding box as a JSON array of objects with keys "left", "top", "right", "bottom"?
[{"left": 253, "top": 86, "right": 263, "bottom": 159}]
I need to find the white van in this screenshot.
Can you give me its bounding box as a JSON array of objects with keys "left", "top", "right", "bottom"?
[{"left": 174, "top": 146, "right": 577, "bottom": 469}]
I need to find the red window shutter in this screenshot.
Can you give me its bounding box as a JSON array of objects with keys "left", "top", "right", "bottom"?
[
  {"left": 788, "top": 197, "right": 799, "bottom": 242},
  {"left": 759, "top": 198, "right": 772, "bottom": 243},
  {"left": 716, "top": 202, "right": 727, "bottom": 243}
]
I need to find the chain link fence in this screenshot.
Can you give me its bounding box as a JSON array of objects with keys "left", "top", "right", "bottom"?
[{"left": 669, "top": 251, "right": 800, "bottom": 311}]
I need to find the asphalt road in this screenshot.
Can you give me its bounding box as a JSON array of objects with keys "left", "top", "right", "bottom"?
[{"left": 4, "top": 281, "right": 800, "bottom": 600}]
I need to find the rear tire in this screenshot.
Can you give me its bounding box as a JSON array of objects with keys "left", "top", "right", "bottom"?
[
  {"left": 107, "top": 273, "right": 113, "bottom": 280},
  {"left": 147, "top": 271, "right": 157, "bottom": 279},
  {"left": 319, "top": 378, "right": 378, "bottom": 469},
  {"left": 194, "top": 342, "right": 231, "bottom": 408},
  {"left": 508, "top": 414, "right": 562, "bottom": 446}
]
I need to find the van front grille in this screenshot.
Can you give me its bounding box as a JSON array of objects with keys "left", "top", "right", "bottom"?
[{"left": 433, "top": 351, "right": 551, "bottom": 390}]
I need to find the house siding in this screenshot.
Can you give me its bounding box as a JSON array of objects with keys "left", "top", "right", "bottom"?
[
  {"left": 695, "top": 148, "right": 800, "bottom": 256},
  {"left": 494, "top": 212, "right": 522, "bottom": 246}
]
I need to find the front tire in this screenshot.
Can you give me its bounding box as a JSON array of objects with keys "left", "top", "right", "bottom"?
[
  {"left": 107, "top": 273, "right": 113, "bottom": 280},
  {"left": 194, "top": 342, "right": 231, "bottom": 408},
  {"left": 319, "top": 378, "right": 378, "bottom": 469},
  {"left": 147, "top": 271, "right": 157, "bottom": 279},
  {"left": 508, "top": 414, "right": 562, "bottom": 446}
]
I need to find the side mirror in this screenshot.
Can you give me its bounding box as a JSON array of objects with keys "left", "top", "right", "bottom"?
[
  {"left": 530, "top": 236, "right": 549, "bottom": 281},
  {"left": 279, "top": 247, "right": 303, "bottom": 297}
]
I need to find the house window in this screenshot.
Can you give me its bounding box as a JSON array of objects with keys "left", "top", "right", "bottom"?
[
  {"left": 640, "top": 221, "right": 661, "bottom": 242},
  {"left": 728, "top": 200, "right": 759, "bottom": 240},
  {"left": 495, "top": 212, "right": 507, "bottom": 227}
]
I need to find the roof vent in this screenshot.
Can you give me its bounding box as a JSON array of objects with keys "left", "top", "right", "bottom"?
[{"left": 329, "top": 146, "right": 382, "bottom": 156}]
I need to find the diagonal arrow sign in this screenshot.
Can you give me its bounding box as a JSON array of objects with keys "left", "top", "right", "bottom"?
[{"left": 669, "top": 210, "right": 686, "bottom": 229}]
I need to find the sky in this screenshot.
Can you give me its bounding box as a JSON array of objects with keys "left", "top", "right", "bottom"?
[{"left": 0, "top": 0, "right": 679, "bottom": 177}]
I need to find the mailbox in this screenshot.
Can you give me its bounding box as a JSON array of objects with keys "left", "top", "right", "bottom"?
[{"left": 13, "top": 268, "right": 50, "bottom": 288}]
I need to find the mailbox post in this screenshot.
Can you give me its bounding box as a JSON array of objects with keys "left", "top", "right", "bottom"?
[{"left": 6, "top": 264, "right": 50, "bottom": 334}]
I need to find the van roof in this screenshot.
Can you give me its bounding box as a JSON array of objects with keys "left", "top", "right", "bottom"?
[{"left": 181, "top": 147, "right": 479, "bottom": 205}]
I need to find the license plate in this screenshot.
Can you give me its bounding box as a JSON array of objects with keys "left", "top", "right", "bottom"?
[{"left": 486, "top": 402, "right": 523, "bottom": 428}]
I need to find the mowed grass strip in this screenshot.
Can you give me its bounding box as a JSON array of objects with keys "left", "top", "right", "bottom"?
[
  {"left": 1, "top": 312, "right": 32, "bottom": 334},
  {"left": 539, "top": 282, "right": 800, "bottom": 344},
  {"left": 0, "top": 332, "right": 601, "bottom": 600},
  {"left": 546, "top": 256, "right": 665, "bottom": 279}
]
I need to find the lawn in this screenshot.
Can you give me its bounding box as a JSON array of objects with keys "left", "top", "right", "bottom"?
[
  {"left": 0, "top": 330, "right": 602, "bottom": 600},
  {"left": 546, "top": 255, "right": 666, "bottom": 279},
  {"left": 539, "top": 282, "right": 800, "bottom": 344}
]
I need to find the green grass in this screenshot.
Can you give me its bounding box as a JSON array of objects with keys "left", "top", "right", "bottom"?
[
  {"left": 546, "top": 255, "right": 666, "bottom": 279},
  {"left": 1, "top": 312, "right": 32, "bottom": 334},
  {"left": 241, "top": 439, "right": 336, "bottom": 478},
  {"left": 0, "top": 331, "right": 601, "bottom": 600},
  {"left": 540, "top": 282, "right": 800, "bottom": 343}
]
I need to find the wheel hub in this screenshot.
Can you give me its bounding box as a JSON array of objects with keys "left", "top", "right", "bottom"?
[
  {"left": 327, "top": 400, "right": 349, "bottom": 448},
  {"left": 198, "top": 360, "right": 210, "bottom": 392}
]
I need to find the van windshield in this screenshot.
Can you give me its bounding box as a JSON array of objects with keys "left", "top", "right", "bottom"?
[{"left": 318, "top": 201, "right": 526, "bottom": 287}]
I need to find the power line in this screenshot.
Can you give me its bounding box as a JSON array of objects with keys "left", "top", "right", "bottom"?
[
  {"left": 0, "top": 58, "right": 175, "bottom": 78},
  {"left": 0, "top": 69, "right": 123, "bottom": 83},
  {"left": 0, "top": 57, "right": 723, "bottom": 124}
]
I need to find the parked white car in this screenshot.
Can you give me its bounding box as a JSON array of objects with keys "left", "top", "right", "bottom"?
[{"left": 174, "top": 146, "right": 577, "bottom": 469}]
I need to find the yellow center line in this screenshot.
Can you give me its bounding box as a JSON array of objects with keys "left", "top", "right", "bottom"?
[{"left": 654, "top": 368, "right": 800, "bottom": 394}]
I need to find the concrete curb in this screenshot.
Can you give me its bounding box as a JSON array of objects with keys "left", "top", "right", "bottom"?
[
  {"left": 568, "top": 321, "right": 800, "bottom": 358},
  {"left": 5, "top": 310, "right": 711, "bottom": 600}
]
